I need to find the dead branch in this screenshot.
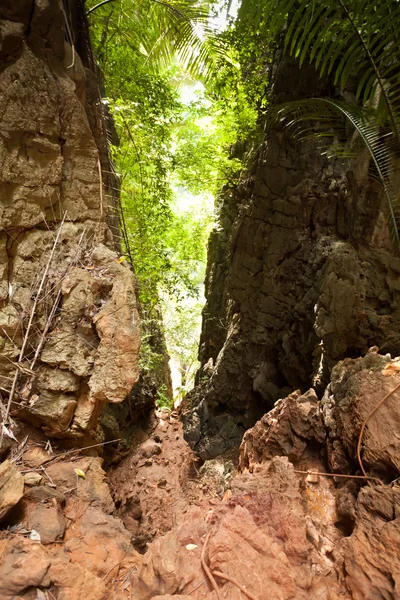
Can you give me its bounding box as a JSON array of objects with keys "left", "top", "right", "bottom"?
[
  {"left": 212, "top": 570, "right": 260, "bottom": 600},
  {"left": 0, "top": 216, "right": 66, "bottom": 449},
  {"left": 293, "top": 469, "right": 383, "bottom": 485},
  {"left": 201, "top": 533, "right": 221, "bottom": 600}
]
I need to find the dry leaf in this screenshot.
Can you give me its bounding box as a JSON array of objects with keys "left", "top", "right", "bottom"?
[
  {"left": 2, "top": 425, "right": 18, "bottom": 442},
  {"left": 222, "top": 489, "right": 232, "bottom": 502},
  {"left": 382, "top": 362, "right": 400, "bottom": 376},
  {"left": 30, "top": 530, "right": 41, "bottom": 543}
]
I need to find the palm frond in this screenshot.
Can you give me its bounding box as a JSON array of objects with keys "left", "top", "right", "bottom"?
[
  {"left": 240, "top": 0, "right": 400, "bottom": 135},
  {"left": 87, "top": 0, "right": 228, "bottom": 82},
  {"left": 269, "top": 97, "right": 400, "bottom": 249}
]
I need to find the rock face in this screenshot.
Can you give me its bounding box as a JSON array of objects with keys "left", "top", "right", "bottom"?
[
  {"left": 0, "top": 459, "right": 24, "bottom": 521},
  {"left": 0, "top": 0, "right": 140, "bottom": 442},
  {"left": 238, "top": 351, "right": 400, "bottom": 600},
  {"left": 0, "top": 455, "right": 139, "bottom": 600},
  {"left": 183, "top": 56, "right": 400, "bottom": 458},
  {"left": 322, "top": 349, "right": 400, "bottom": 480}
]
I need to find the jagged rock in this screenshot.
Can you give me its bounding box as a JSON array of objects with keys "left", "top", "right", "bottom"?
[
  {"left": 183, "top": 56, "right": 400, "bottom": 458},
  {"left": 0, "top": 539, "right": 51, "bottom": 595},
  {"left": 88, "top": 244, "right": 140, "bottom": 406},
  {"left": 17, "top": 391, "right": 77, "bottom": 436},
  {"left": 46, "top": 457, "right": 115, "bottom": 514},
  {"left": 23, "top": 471, "right": 43, "bottom": 486},
  {"left": 48, "top": 558, "right": 107, "bottom": 600},
  {"left": 64, "top": 506, "right": 134, "bottom": 581},
  {"left": 0, "top": 538, "right": 108, "bottom": 600},
  {"left": 0, "top": 0, "right": 140, "bottom": 443},
  {"left": 29, "top": 502, "right": 66, "bottom": 544},
  {"left": 36, "top": 366, "right": 81, "bottom": 393},
  {"left": 343, "top": 486, "right": 400, "bottom": 599},
  {"left": 139, "top": 439, "right": 162, "bottom": 458},
  {"left": 322, "top": 350, "right": 400, "bottom": 478},
  {"left": 208, "top": 505, "right": 297, "bottom": 599},
  {"left": 240, "top": 389, "right": 325, "bottom": 469},
  {"left": 22, "top": 446, "right": 52, "bottom": 468},
  {"left": 0, "top": 459, "right": 24, "bottom": 522}
]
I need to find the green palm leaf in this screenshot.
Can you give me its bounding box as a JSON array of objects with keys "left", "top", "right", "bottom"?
[
  {"left": 239, "top": 0, "right": 400, "bottom": 135},
  {"left": 270, "top": 98, "right": 400, "bottom": 250},
  {"left": 87, "top": 0, "right": 228, "bottom": 81}
]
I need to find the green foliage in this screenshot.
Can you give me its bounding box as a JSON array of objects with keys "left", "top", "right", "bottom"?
[
  {"left": 241, "top": 0, "right": 400, "bottom": 249},
  {"left": 86, "top": 0, "right": 229, "bottom": 82},
  {"left": 155, "top": 385, "right": 173, "bottom": 409},
  {"left": 86, "top": 0, "right": 278, "bottom": 396}
]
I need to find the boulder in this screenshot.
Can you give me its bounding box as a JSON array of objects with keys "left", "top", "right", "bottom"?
[{"left": 0, "top": 459, "right": 24, "bottom": 522}]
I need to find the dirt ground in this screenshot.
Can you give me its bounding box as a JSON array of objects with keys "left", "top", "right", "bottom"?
[{"left": 1, "top": 351, "right": 400, "bottom": 599}]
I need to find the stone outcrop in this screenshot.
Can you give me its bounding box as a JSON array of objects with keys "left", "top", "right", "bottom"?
[
  {"left": 183, "top": 56, "right": 400, "bottom": 458},
  {"left": 238, "top": 351, "right": 400, "bottom": 600},
  {"left": 0, "top": 0, "right": 140, "bottom": 443},
  {"left": 322, "top": 349, "right": 400, "bottom": 480},
  {"left": 0, "top": 354, "right": 399, "bottom": 599},
  {"left": 0, "top": 459, "right": 24, "bottom": 521}
]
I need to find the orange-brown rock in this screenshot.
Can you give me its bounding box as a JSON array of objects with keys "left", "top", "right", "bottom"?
[{"left": 0, "top": 459, "right": 24, "bottom": 522}]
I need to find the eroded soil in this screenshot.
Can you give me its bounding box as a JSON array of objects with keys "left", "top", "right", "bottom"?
[{"left": 1, "top": 350, "right": 400, "bottom": 599}]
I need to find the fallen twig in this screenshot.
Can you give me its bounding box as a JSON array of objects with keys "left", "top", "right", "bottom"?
[
  {"left": 187, "top": 579, "right": 206, "bottom": 595},
  {"left": 39, "top": 438, "right": 122, "bottom": 466},
  {"left": 293, "top": 469, "right": 383, "bottom": 485},
  {"left": 356, "top": 381, "right": 400, "bottom": 480},
  {"left": 0, "top": 217, "right": 66, "bottom": 449},
  {"left": 213, "top": 570, "right": 259, "bottom": 600},
  {"left": 201, "top": 533, "right": 221, "bottom": 600}
]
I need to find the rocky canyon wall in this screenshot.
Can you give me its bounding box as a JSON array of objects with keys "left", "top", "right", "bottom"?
[
  {"left": 0, "top": 0, "right": 140, "bottom": 446},
  {"left": 183, "top": 57, "right": 400, "bottom": 459}
]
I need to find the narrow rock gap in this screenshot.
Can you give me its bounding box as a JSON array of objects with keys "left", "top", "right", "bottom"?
[{"left": 1, "top": 1, "right": 400, "bottom": 599}]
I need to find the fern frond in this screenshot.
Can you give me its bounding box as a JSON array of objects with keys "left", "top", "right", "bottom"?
[
  {"left": 240, "top": 0, "right": 400, "bottom": 136},
  {"left": 270, "top": 98, "right": 400, "bottom": 250}
]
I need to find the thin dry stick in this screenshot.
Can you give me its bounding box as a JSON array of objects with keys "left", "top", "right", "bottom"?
[
  {"left": 212, "top": 571, "right": 259, "bottom": 600},
  {"left": 357, "top": 381, "right": 400, "bottom": 479},
  {"left": 293, "top": 470, "right": 383, "bottom": 485},
  {"left": 30, "top": 230, "right": 86, "bottom": 371},
  {"left": 201, "top": 533, "right": 222, "bottom": 600},
  {"left": 0, "top": 218, "right": 66, "bottom": 448},
  {"left": 98, "top": 159, "right": 104, "bottom": 218},
  {"left": 187, "top": 579, "right": 206, "bottom": 595},
  {"left": 39, "top": 438, "right": 122, "bottom": 466}
]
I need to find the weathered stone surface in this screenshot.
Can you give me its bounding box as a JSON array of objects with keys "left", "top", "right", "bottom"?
[
  {"left": 22, "top": 446, "right": 52, "bottom": 467},
  {"left": 0, "top": 538, "right": 108, "bottom": 600},
  {"left": 240, "top": 389, "right": 325, "bottom": 469},
  {"left": 0, "top": 0, "right": 140, "bottom": 443},
  {"left": 0, "top": 459, "right": 24, "bottom": 522},
  {"left": 183, "top": 56, "right": 400, "bottom": 458},
  {"left": 0, "top": 539, "right": 51, "bottom": 595},
  {"left": 48, "top": 558, "right": 107, "bottom": 600},
  {"left": 29, "top": 502, "right": 66, "bottom": 544},
  {"left": 36, "top": 366, "right": 81, "bottom": 393},
  {"left": 322, "top": 350, "right": 400, "bottom": 478},
  {"left": 343, "top": 486, "right": 400, "bottom": 599},
  {"left": 64, "top": 506, "right": 133, "bottom": 581},
  {"left": 46, "top": 457, "right": 115, "bottom": 514},
  {"left": 88, "top": 245, "right": 141, "bottom": 405}
]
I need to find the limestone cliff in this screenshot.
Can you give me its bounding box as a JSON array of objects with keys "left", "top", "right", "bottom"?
[
  {"left": 0, "top": 0, "right": 140, "bottom": 444},
  {"left": 183, "top": 56, "right": 400, "bottom": 458}
]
